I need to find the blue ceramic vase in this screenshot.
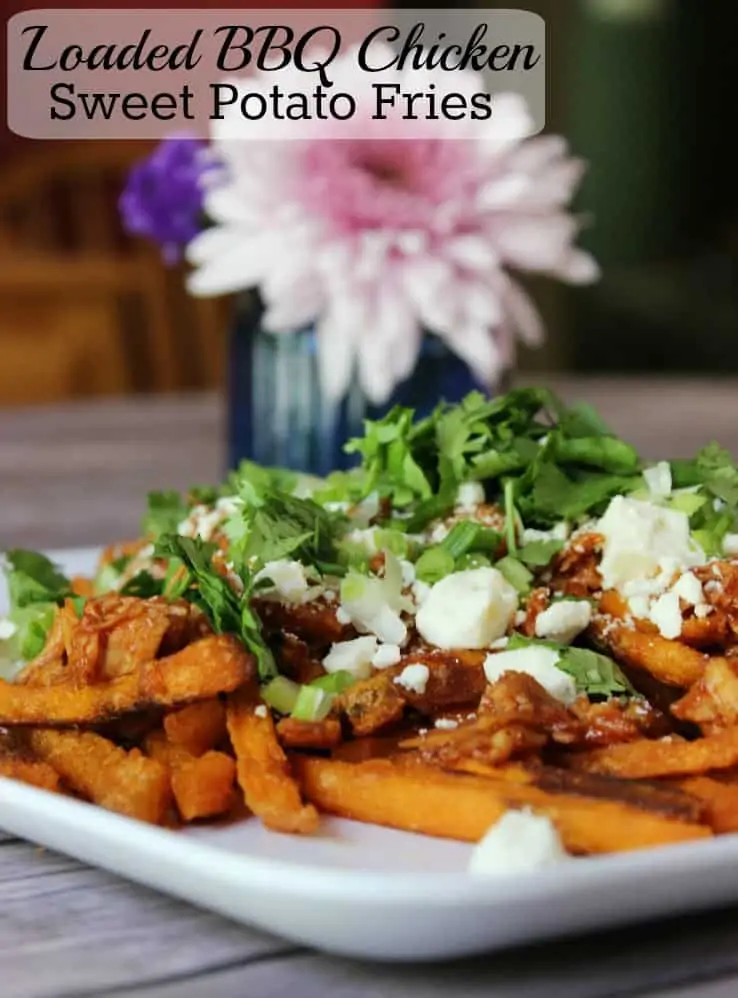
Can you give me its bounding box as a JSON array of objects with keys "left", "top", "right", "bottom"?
[{"left": 227, "top": 298, "right": 490, "bottom": 476}]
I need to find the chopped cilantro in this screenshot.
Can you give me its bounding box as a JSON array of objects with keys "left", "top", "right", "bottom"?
[{"left": 507, "top": 633, "right": 633, "bottom": 697}]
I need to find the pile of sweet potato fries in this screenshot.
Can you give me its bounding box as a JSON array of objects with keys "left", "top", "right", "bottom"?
[{"left": 2, "top": 536, "right": 738, "bottom": 857}]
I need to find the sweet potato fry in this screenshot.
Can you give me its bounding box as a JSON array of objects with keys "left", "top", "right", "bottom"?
[
  {"left": 590, "top": 615, "right": 707, "bottom": 688},
  {"left": 598, "top": 590, "right": 729, "bottom": 648},
  {"left": 402, "top": 718, "right": 546, "bottom": 768},
  {"left": 0, "top": 753, "right": 62, "bottom": 793},
  {"left": 163, "top": 699, "right": 227, "bottom": 756},
  {"left": 170, "top": 751, "right": 237, "bottom": 822},
  {"left": 571, "top": 728, "right": 738, "bottom": 779},
  {"left": 226, "top": 686, "right": 318, "bottom": 834},
  {"left": 70, "top": 576, "right": 95, "bottom": 598},
  {"left": 255, "top": 597, "right": 350, "bottom": 647},
  {"left": 0, "top": 635, "right": 253, "bottom": 725},
  {"left": 339, "top": 673, "right": 406, "bottom": 736},
  {"left": 671, "top": 776, "right": 738, "bottom": 833},
  {"left": 27, "top": 728, "right": 171, "bottom": 823},
  {"left": 276, "top": 717, "right": 342, "bottom": 750},
  {"left": 671, "top": 657, "right": 738, "bottom": 733},
  {"left": 296, "top": 757, "right": 710, "bottom": 853}
]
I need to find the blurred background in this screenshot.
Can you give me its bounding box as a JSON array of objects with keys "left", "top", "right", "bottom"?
[{"left": 1, "top": 0, "right": 738, "bottom": 406}]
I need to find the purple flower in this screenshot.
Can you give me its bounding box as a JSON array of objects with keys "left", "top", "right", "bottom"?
[{"left": 119, "top": 136, "right": 210, "bottom": 264}]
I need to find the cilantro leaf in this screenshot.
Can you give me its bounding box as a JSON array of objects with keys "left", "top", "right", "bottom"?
[
  {"left": 142, "top": 490, "right": 188, "bottom": 539},
  {"left": 153, "top": 535, "right": 276, "bottom": 680},
  {"left": 4, "top": 549, "right": 72, "bottom": 608},
  {"left": 233, "top": 488, "right": 346, "bottom": 576},
  {"left": 516, "top": 539, "right": 564, "bottom": 567},
  {"left": 1, "top": 549, "right": 73, "bottom": 663},
  {"left": 507, "top": 633, "right": 634, "bottom": 696},
  {"left": 119, "top": 570, "right": 165, "bottom": 598}
]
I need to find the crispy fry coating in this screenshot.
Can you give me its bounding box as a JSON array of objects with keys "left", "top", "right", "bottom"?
[
  {"left": 170, "top": 751, "right": 237, "bottom": 822},
  {"left": 226, "top": 686, "right": 318, "bottom": 834},
  {"left": 590, "top": 615, "right": 708, "bottom": 688},
  {"left": 163, "top": 699, "right": 227, "bottom": 756},
  {"left": 276, "top": 717, "right": 343, "bottom": 750},
  {"left": 296, "top": 757, "right": 710, "bottom": 853},
  {"left": 571, "top": 728, "right": 738, "bottom": 779},
  {"left": 0, "top": 635, "right": 253, "bottom": 725},
  {"left": 0, "top": 752, "right": 62, "bottom": 793},
  {"left": 27, "top": 728, "right": 171, "bottom": 823},
  {"left": 671, "top": 657, "right": 738, "bottom": 733}
]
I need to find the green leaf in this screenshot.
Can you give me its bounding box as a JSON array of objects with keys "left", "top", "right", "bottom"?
[
  {"left": 119, "top": 570, "right": 165, "bottom": 598},
  {"left": 552, "top": 436, "right": 640, "bottom": 475},
  {"left": 141, "top": 490, "right": 188, "bottom": 538},
  {"left": 5, "top": 602, "right": 58, "bottom": 661},
  {"left": 234, "top": 487, "right": 346, "bottom": 576},
  {"left": 557, "top": 402, "right": 613, "bottom": 439},
  {"left": 4, "top": 549, "right": 72, "bottom": 609},
  {"left": 94, "top": 555, "right": 131, "bottom": 595},
  {"left": 153, "top": 534, "right": 277, "bottom": 680},
  {"left": 507, "top": 633, "right": 634, "bottom": 696}
]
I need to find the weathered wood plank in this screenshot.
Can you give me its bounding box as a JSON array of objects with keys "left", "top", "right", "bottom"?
[
  {"left": 0, "top": 841, "right": 296, "bottom": 998},
  {"left": 103, "top": 908, "right": 738, "bottom": 998}
]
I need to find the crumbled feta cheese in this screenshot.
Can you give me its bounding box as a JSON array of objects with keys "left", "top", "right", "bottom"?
[
  {"left": 411, "top": 580, "right": 431, "bottom": 606},
  {"left": 468, "top": 808, "right": 568, "bottom": 876},
  {"left": 215, "top": 495, "right": 242, "bottom": 516},
  {"left": 643, "top": 461, "right": 672, "bottom": 498},
  {"left": 483, "top": 646, "right": 577, "bottom": 705},
  {"left": 335, "top": 606, "right": 352, "bottom": 625},
  {"left": 522, "top": 522, "right": 570, "bottom": 544},
  {"left": 489, "top": 636, "right": 509, "bottom": 650},
  {"left": 627, "top": 595, "right": 650, "bottom": 619},
  {"left": 534, "top": 600, "right": 592, "bottom": 645},
  {"left": 255, "top": 559, "right": 310, "bottom": 603},
  {"left": 455, "top": 481, "right": 485, "bottom": 510},
  {"left": 415, "top": 568, "right": 518, "bottom": 650},
  {"left": 394, "top": 663, "right": 430, "bottom": 695},
  {"left": 429, "top": 522, "right": 451, "bottom": 544},
  {"left": 597, "top": 496, "right": 704, "bottom": 592},
  {"left": 649, "top": 591, "right": 683, "bottom": 639},
  {"left": 694, "top": 603, "right": 713, "bottom": 619},
  {"left": 515, "top": 609, "right": 528, "bottom": 626},
  {"left": 254, "top": 705, "right": 268, "bottom": 718},
  {"left": 178, "top": 504, "right": 223, "bottom": 543},
  {"left": 372, "top": 643, "right": 402, "bottom": 669},
  {"left": 323, "top": 636, "right": 378, "bottom": 679},
  {"left": 323, "top": 500, "right": 351, "bottom": 514},
  {"left": 434, "top": 718, "right": 459, "bottom": 730},
  {"left": 671, "top": 571, "right": 703, "bottom": 606},
  {"left": 399, "top": 559, "right": 416, "bottom": 587},
  {"left": 0, "top": 618, "right": 17, "bottom": 640},
  {"left": 724, "top": 533, "right": 738, "bottom": 556}
]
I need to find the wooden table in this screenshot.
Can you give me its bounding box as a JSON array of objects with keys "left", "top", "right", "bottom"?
[{"left": 3, "top": 378, "right": 738, "bottom": 998}]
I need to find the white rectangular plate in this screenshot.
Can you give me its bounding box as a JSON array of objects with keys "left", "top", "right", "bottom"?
[{"left": 4, "top": 548, "right": 738, "bottom": 961}]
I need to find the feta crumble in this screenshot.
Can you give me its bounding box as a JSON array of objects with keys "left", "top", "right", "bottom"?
[
  {"left": 254, "top": 705, "right": 268, "bottom": 718},
  {"left": 455, "top": 481, "right": 485, "bottom": 510},
  {"left": 468, "top": 808, "right": 568, "bottom": 876},
  {"left": 534, "top": 600, "right": 592, "bottom": 645},
  {"left": 371, "top": 643, "right": 402, "bottom": 669},
  {"left": 415, "top": 568, "right": 518, "bottom": 650},
  {"left": 724, "top": 533, "right": 738, "bottom": 557},
  {"left": 649, "top": 591, "right": 683, "bottom": 639},
  {"left": 434, "top": 718, "right": 459, "bottom": 730},
  {"left": 643, "top": 461, "right": 672, "bottom": 498},
  {"left": 671, "top": 571, "right": 703, "bottom": 606},
  {"left": 597, "top": 496, "right": 704, "bottom": 593},
  {"left": 322, "top": 636, "right": 378, "bottom": 680},
  {"left": 483, "top": 646, "right": 577, "bottom": 705},
  {"left": 394, "top": 663, "right": 430, "bottom": 695},
  {"left": 255, "top": 559, "right": 311, "bottom": 603}
]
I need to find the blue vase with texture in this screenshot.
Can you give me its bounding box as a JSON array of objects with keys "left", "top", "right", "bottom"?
[{"left": 227, "top": 297, "right": 494, "bottom": 476}]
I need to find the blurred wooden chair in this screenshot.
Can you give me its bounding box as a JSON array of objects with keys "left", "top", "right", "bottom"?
[{"left": 0, "top": 140, "right": 223, "bottom": 404}]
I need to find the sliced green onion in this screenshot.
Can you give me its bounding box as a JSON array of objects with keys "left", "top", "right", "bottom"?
[
  {"left": 503, "top": 479, "right": 519, "bottom": 555},
  {"left": 471, "top": 527, "right": 503, "bottom": 555},
  {"left": 455, "top": 552, "right": 492, "bottom": 571},
  {"left": 414, "top": 546, "right": 455, "bottom": 583},
  {"left": 262, "top": 675, "right": 301, "bottom": 715},
  {"left": 291, "top": 686, "right": 335, "bottom": 722},
  {"left": 438, "top": 520, "right": 480, "bottom": 559},
  {"left": 310, "top": 670, "right": 356, "bottom": 694},
  {"left": 341, "top": 572, "right": 368, "bottom": 602},
  {"left": 495, "top": 555, "right": 533, "bottom": 594},
  {"left": 669, "top": 492, "right": 708, "bottom": 516}
]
